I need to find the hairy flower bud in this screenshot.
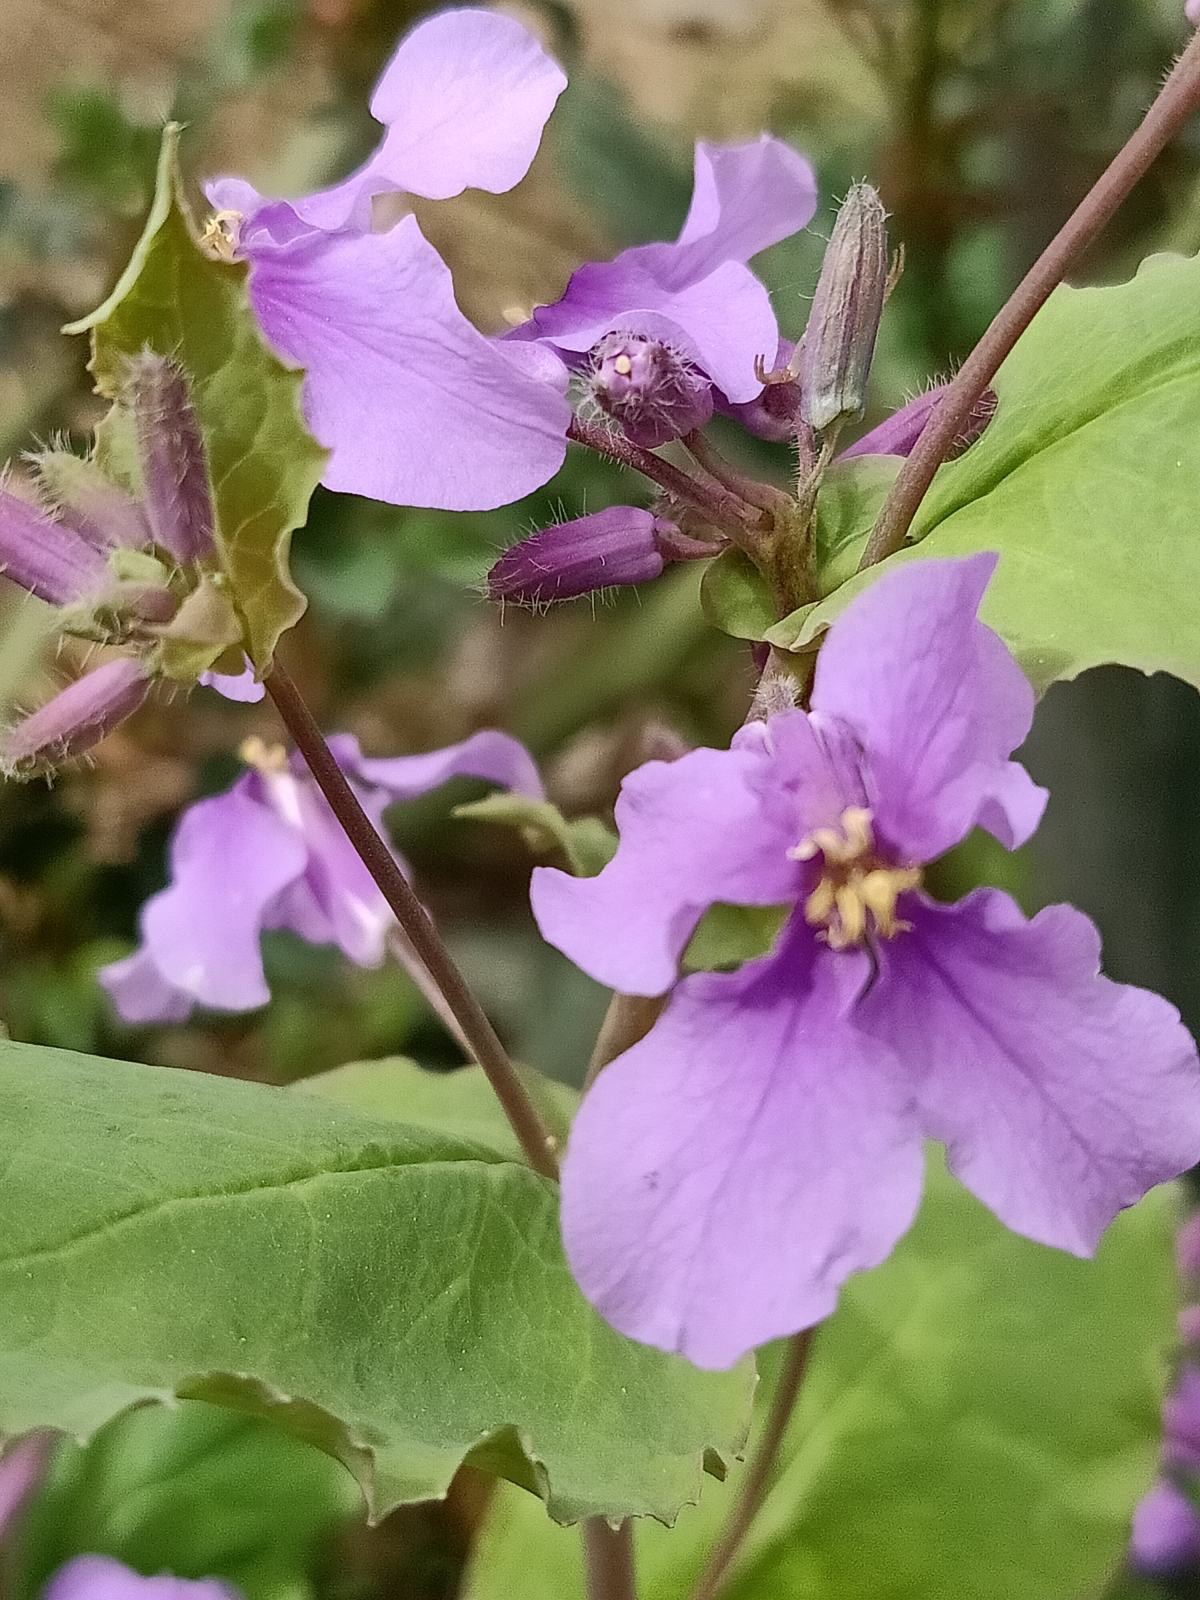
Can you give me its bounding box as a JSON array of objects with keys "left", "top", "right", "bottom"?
[
  {"left": 30, "top": 450, "right": 149, "bottom": 550},
  {"left": 589, "top": 333, "right": 714, "bottom": 448},
  {"left": 840, "top": 384, "right": 996, "bottom": 461},
  {"left": 1, "top": 658, "right": 150, "bottom": 779},
  {"left": 125, "top": 352, "right": 216, "bottom": 563},
  {"left": 799, "top": 184, "right": 889, "bottom": 433},
  {"left": 0, "top": 487, "right": 108, "bottom": 605},
  {"left": 488, "top": 506, "right": 676, "bottom": 605}
]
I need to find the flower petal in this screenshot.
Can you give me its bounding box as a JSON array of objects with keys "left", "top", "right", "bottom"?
[
  {"left": 1132, "top": 1480, "right": 1200, "bottom": 1576},
  {"left": 561, "top": 926, "right": 923, "bottom": 1367},
  {"left": 859, "top": 890, "right": 1200, "bottom": 1255},
  {"left": 812, "top": 554, "right": 1046, "bottom": 860},
  {"left": 200, "top": 662, "right": 264, "bottom": 703},
  {"left": 99, "top": 947, "right": 194, "bottom": 1025},
  {"left": 525, "top": 138, "right": 816, "bottom": 402},
  {"left": 244, "top": 217, "right": 570, "bottom": 511},
  {"left": 135, "top": 785, "right": 308, "bottom": 1012},
  {"left": 532, "top": 741, "right": 802, "bottom": 994},
  {"left": 332, "top": 729, "right": 545, "bottom": 801},
  {"left": 44, "top": 1556, "right": 239, "bottom": 1600}
]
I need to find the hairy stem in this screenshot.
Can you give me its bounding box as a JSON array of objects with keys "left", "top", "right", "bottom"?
[
  {"left": 568, "top": 416, "right": 766, "bottom": 544},
  {"left": 687, "top": 1331, "right": 815, "bottom": 1600},
  {"left": 264, "top": 664, "right": 559, "bottom": 1181},
  {"left": 682, "top": 431, "right": 790, "bottom": 516},
  {"left": 583, "top": 1518, "right": 638, "bottom": 1600},
  {"left": 861, "top": 26, "right": 1200, "bottom": 569}
]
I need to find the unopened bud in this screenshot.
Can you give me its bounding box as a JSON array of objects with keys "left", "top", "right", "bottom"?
[
  {"left": 30, "top": 450, "right": 149, "bottom": 550},
  {"left": 488, "top": 507, "right": 674, "bottom": 606},
  {"left": 589, "top": 333, "right": 714, "bottom": 448},
  {"left": 840, "top": 384, "right": 996, "bottom": 461},
  {"left": 125, "top": 352, "right": 216, "bottom": 564},
  {"left": 0, "top": 487, "right": 108, "bottom": 605},
  {"left": 1, "top": 658, "right": 150, "bottom": 779},
  {"left": 799, "top": 184, "right": 888, "bottom": 433}
]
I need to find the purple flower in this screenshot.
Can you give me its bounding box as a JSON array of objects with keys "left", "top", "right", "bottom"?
[
  {"left": 1189, "top": 0, "right": 1200, "bottom": 25},
  {"left": 101, "top": 729, "right": 542, "bottom": 1021},
  {"left": 514, "top": 138, "right": 817, "bottom": 412},
  {"left": 840, "top": 384, "right": 997, "bottom": 461},
  {"left": 43, "top": 1556, "right": 239, "bottom": 1600},
  {"left": 0, "top": 1433, "right": 50, "bottom": 1540},
  {"left": 204, "top": 8, "right": 572, "bottom": 512},
  {"left": 531, "top": 556, "right": 1200, "bottom": 1367},
  {"left": 1, "top": 659, "right": 151, "bottom": 780},
  {"left": 587, "top": 333, "right": 714, "bottom": 447}
]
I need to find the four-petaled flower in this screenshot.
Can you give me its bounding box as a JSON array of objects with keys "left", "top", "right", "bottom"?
[
  {"left": 532, "top": 555, "right": 1200, "bottom": 1368},
  {"left": 101, "top": 730, "right": 541, "bottom": 1022}
]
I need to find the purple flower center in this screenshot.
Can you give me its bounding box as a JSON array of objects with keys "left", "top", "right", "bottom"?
[{"left": 790, "top": 805, "right": 921, "bottom": 949}]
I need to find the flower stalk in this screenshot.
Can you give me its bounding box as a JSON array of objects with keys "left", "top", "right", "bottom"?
[{"left": 861, "top": 25, "right": 1200, "bottom": 570}]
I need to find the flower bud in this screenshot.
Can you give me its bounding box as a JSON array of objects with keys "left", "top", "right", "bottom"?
[
  {"left": 124, "top": 352, "right": 216, "bottom": 563},
  {"left": 840, "top": 384, "right": 997, "bottom": 461},
  {"left": 799, "top": 184, "right": 888, "bottom": 433},
  {"left": 1, "top": 658, "right": 150, "bottom": 779},
  {"left": 719, "top": 339, "right": 802, "bottom": 442},
  {"left": 589, "top": 333, "right": 714, "bottom": 448},
  {"left": 488, "top": 507, "right": 672, "bottom": 605},
  {"left": 0, "top": 487, "right": 108, "bottom": 605},
  {"left": 30, "top": 450, "right": 149, "bottom": 550}
]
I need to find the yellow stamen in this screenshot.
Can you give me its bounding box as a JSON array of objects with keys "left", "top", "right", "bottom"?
[
  {"left": 794, "top": 805, "right": 920, "bottom": 949},
  {"left": 201, "top": 210, "right": 244, "bottom": 261},
  {"left": 613, "top": 354, "right": 633, "bottom": 376},
  {"left": 239, "top": 735, "right": 288, "bottom": 773}
]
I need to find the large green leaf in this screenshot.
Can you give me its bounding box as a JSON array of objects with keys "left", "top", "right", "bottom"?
[
  {"left": 464, "top": 1162, "right": 1178, "bottom": 1600},
  {"left": 66, "top": 124, "right": 326, "bottom": 672},
  {"left": 12, "top": 1403, "right": 358, "bottom": 1600},
  {"left": 769, "top": 254, "right": 1200, "bottom": 691},
  {"left": 0, "top": 1041, "right": 751, "bottom": 1525}
]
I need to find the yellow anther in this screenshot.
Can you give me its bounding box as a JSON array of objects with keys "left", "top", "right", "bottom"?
[
  {"left": 794, "top": 805, "right": 920, "bottom": 949},
  {"left": 201, "top": 210, "right": 244, "bottom": 261},
  {"left": 613, "top": 354, "right": 633, "bottom": 376},
  {"left": 239, "top": 735, "right": 288, "bottom": 772}
]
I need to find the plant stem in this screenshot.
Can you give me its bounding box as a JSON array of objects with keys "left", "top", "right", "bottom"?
[
  {"left": 583, "top": 1518, "right": 638, "bottom": 1600},
  {"left": 567, "top": 416, "right": 765, "bottom": 543},
  {"left": 687, "top": 1330, "right": 815, "bottom": 1600},
  {"left": 861, "top": 26, "right": 1200, "bottom": 570},
  {"left": 264, "top": 664, "right": 560, "bottom": 1181},
  {"left": 586, "top": 992, "right": 666, "bottom": 1088},
  {"left": 682, "top": 431, "right": 789, "bottom": 516}
]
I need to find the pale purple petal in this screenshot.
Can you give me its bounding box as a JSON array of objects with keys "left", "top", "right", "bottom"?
[
  {"left": 199, "top": 663, "right": 264, "bottom": 703},
  {"left": 99, "top": 947, "right": 193, "bottom": 1025},
  {"left": 1132, "top": 1481, "right": 1200, "bottom": 1576},
  {"left": 839, "top": 385, "right": 995, "bottom": 461},
  {"left": 813, "top": 554, "right": 1046, "bottom": 860},
  {"left": 531, "top": 739, "right": 807, "bottom": 995},
  {"left": 244, "top": 217, "right": 569, "bottom": 511},
  {"left": 135, "top": 785, "right": 308, "bottom": 1012},
  {"left": 44, "top": 1556, "right": 239, "bottom": 1600},
  {"left": 858, "top": 890, "right": 1200, "bottom": 1256},
  {"left": 1189, "top": 0, "right": 1200, "bottom": 26},
  {"left": 525, "top": 138, "right": 816, "bottom": 402},
  {"left": 333, "top": 729, "right": 545, "bottom": 802},
  {"left": 561, "top": 926, "right": 923, "bottom": 1368}
]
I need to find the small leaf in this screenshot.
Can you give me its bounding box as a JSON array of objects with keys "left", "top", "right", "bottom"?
[
  {"left": 770, "top": 254, "right": 1200, "bottom": 691},
  {"left": 66, "top": 124, "right": 327, "bottom": 672},
  {"left": 699, "top": 548, "right": 775, "bottom": 642},
  {"left": 0, "top": 1040, "right": 751, "bottom": 1526},
  {"left": 11, "top": 1403, "right": 358, "bottom": 1600},
  {"left": 464, "top": 1159, "right": 1177, "bottom": 1600},
  {"left": 455, "top": 793, "right": 618, "bottom": 877}
]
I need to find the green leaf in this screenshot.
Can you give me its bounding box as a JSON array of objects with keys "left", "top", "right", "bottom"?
[
  {"left": 464, "top": 1160, "right": 1177, "bottom": 1600},
  {"left": 65, "top": 124, "right": 326, "bottom": 673},
  {"left": 700, "top": 549, "right": 775, "bottom": 642},
  {"left": 12, "top": 1403, "right": 358, "bottom": 1600},
  {"left": 769, "top": 254, "right": 1200, "bottom": 691},
  {"left": 296, "top": 1057, "right": 578, "bottom": 1166},
  {"left": 0, "top": 1040, "right": 750, "bottom": 1526},
  {"left": 454, "top": 793, "right": 618, "bottom": 877},
  {"left": 682, "top": 903, "right": 789, "bottom": 973}
]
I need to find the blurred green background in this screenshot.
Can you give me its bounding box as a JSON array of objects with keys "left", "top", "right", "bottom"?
[{"left": 2, "top": 0, "right": 1200, "bottom": 1594}]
